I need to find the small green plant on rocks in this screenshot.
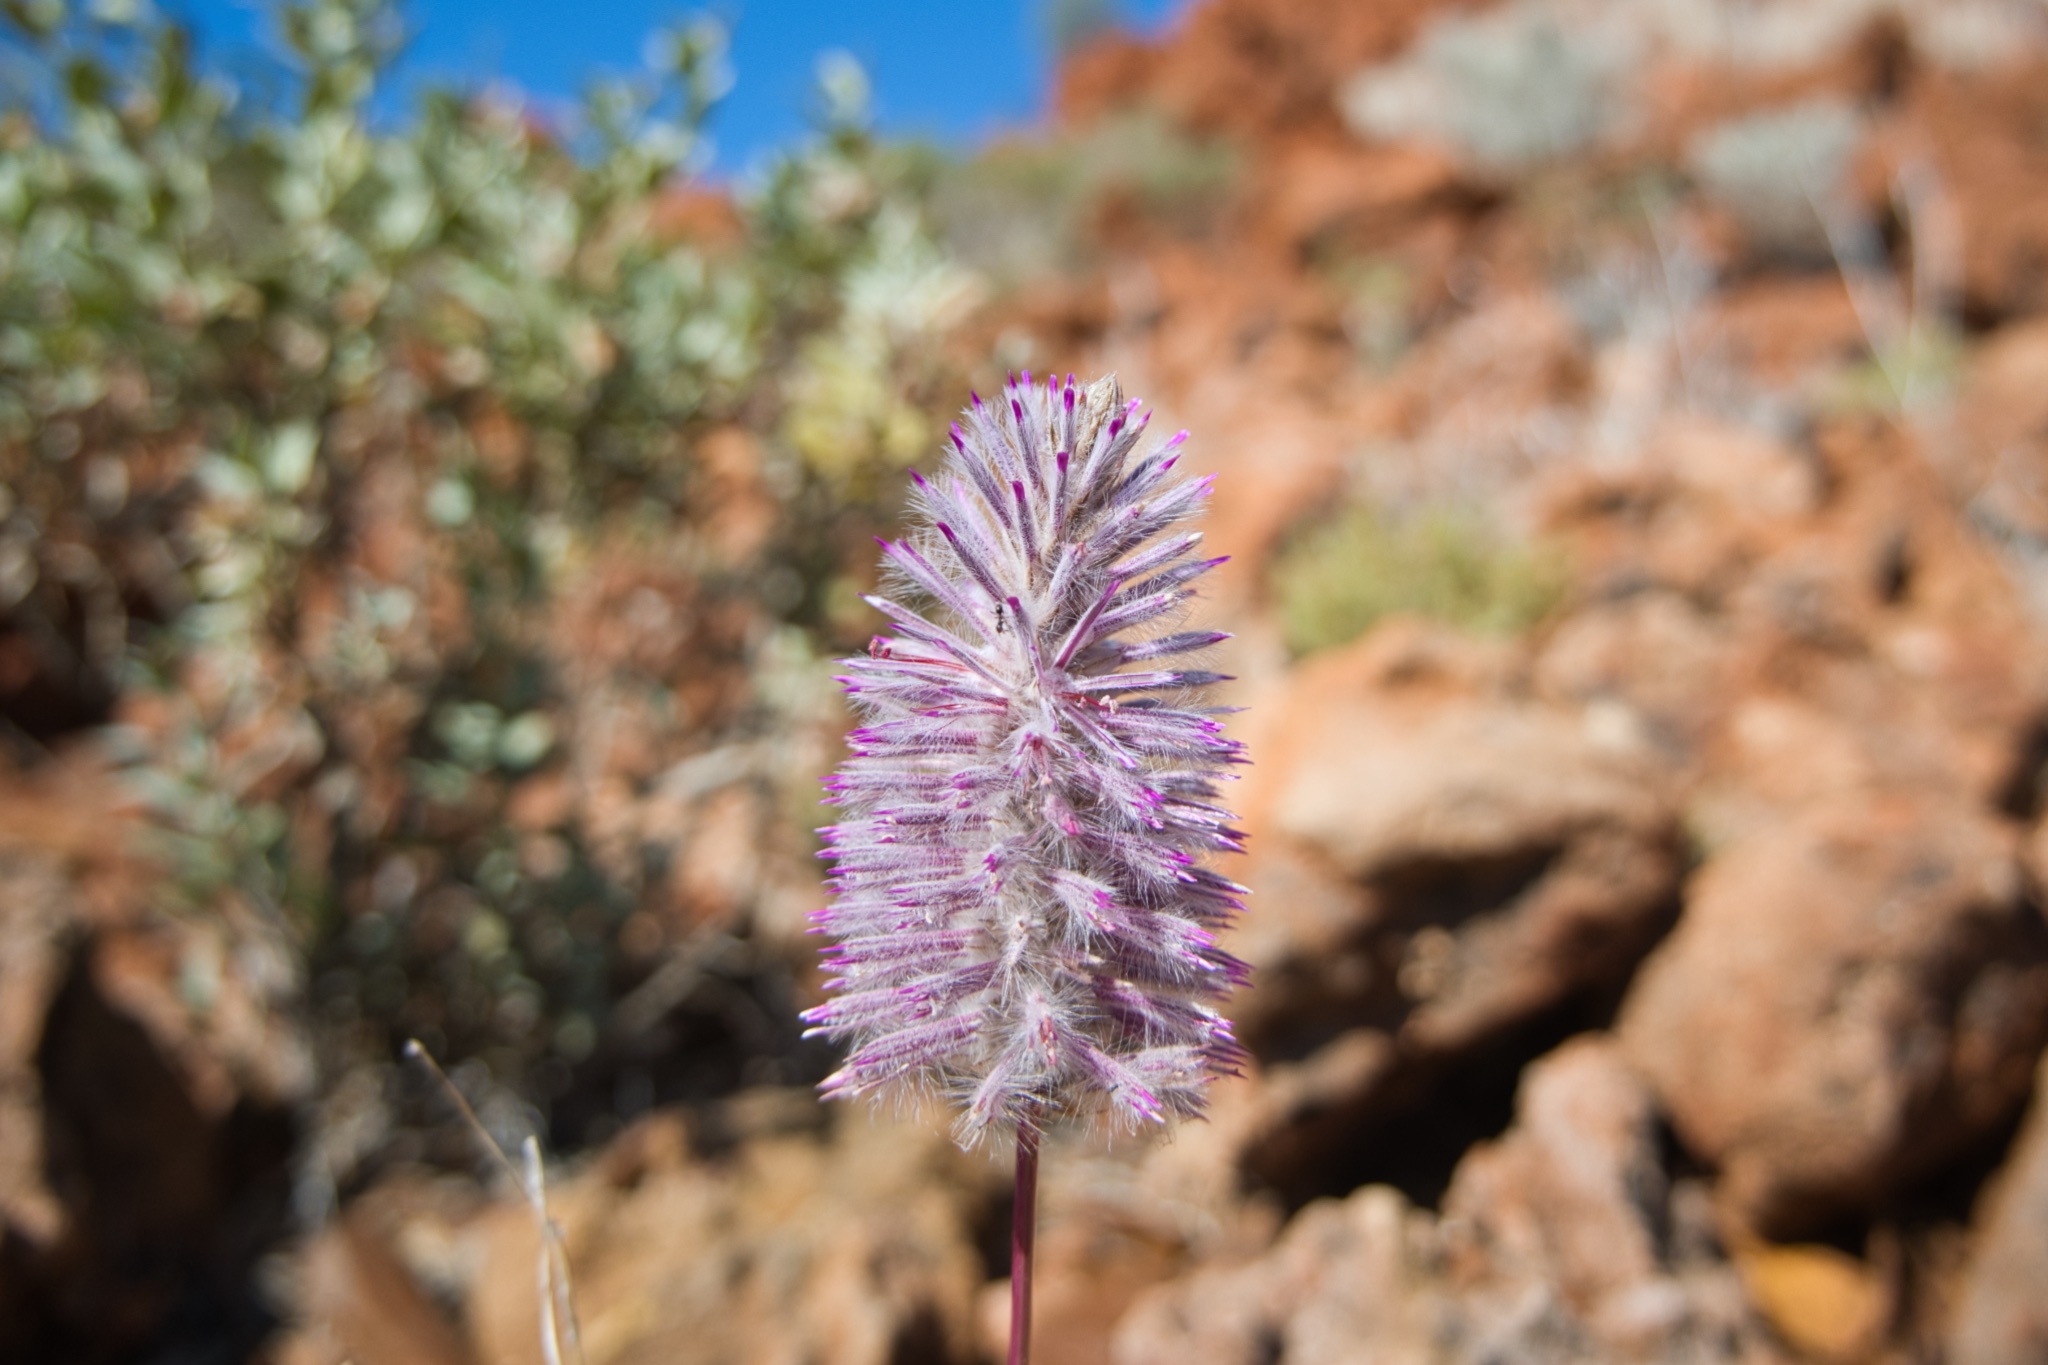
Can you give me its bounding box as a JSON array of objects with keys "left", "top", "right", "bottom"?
[
  {"left": 1273, "top": 501, "right": 1567, "bottom": 655},
  {"left": 0, "top": 0, "right": 984, "bottom": 1160}
]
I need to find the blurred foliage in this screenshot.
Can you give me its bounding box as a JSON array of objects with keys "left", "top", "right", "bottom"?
[
  {"left": 930, "top": 108, "right": 1237, "bottom": 285},
  {"left": 1340, "top": 0, "right": 1630, "bottom": 172},
  {"left": 1822, "top": 324, "right": 1965, "bottom": 416},
  {"left": 1273, "top": 502, "right": 1568, "bottom": 655},
  {"left": 1312, "top": 251, "right": 1417, "bottom": 373},
  {"left": 1041, "top": 0, "right": 1124, "bottom": 58},
  {"left": 1687, "top": 97, "right": 1861, "bottom": 259},
  {"left": 0, "top": 0, "right": 980, "bottom": 1156}
]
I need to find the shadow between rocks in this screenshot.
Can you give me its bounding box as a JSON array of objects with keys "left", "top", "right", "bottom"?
[{"left": 13, "top": 945, "right": 296, "bottom": 1365}]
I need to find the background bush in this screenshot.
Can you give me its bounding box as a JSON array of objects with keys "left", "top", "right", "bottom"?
[
  {"left": 0, "top": 0, "right": 986, "bottom": 1163},
  {"left": 1273, "top": 501, "right": 1567, "bottom": 656}
]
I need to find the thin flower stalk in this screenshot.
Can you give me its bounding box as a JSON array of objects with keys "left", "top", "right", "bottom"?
[{"left": 804, "top": 372, "right": 1250, "bottom": 1363}]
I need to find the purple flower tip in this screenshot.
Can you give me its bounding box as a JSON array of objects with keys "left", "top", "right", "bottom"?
[{"left": 809, "top": 374, "right": 1249, "bottom": 1146}]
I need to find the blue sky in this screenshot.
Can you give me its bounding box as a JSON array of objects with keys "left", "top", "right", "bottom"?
[{"left": 163, "top": 0, "right": 1188, "bottom": 172}]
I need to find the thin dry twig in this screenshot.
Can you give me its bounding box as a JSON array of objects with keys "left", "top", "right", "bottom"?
[
  {"left": 405, "top": 1040, "right": 585, "bottom": 1365},
  {"left": 1808, "top": 148, "right": 1960, "bottom": 417}
]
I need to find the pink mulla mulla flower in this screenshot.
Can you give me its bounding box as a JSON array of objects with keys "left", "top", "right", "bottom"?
[{"left": 804, "top": 372, "right": 1250, "bottom": 1149}]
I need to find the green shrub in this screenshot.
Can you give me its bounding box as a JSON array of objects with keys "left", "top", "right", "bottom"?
[
  {"left": 1042, "top": 0, "right": 1124, "bottom": 58},
  {"left": 1687, "top": 97, "right": 1860, "bottom": 258},
  {"left": 929, "top": 108, "right": 1237, "bottom": 284},
  {"left": 1312, "top": 252, "right": 1416, "bottom": 372},
  {"left": 1339, "top": 0, "right": 1629, "bottom": 172},
  {"left": 1273, "top": 502, "right": 1567, "bottom": 655},
  {"left": 0, "top": 0, "right": 980, "bottom": 1151}
]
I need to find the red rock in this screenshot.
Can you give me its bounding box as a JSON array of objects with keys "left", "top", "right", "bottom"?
[
  {"left": 1949, "top": 1049, "right": 2048, "bottom": 1365},
  {"left": 463, "top": 1105, "right": 988, "bottom": 1365},
  {"left": 1116, "top": 1036, "right": 1759, "bottom": 1365},
  {"left": 1244, "top": 624, "right": 1678, "bottom": 1058},
  {"left": 1054, "top": 0, "right": 1461, "bottom": 140},
  {"left": 0, "top": 847, "right": 74, "bottom": 1260},
  {"left": 298, "top": 1215, "right": 476, "bottom": 1365},
  {"left": 1224, "top": 623, "right": 1680, "bottom": 1198},
  {"left": 1441, "top": 1035, "right": 1667, "bottom": 1313},
  {"left": 1620, "top": 796, "right": 2048, "bottom": 1236},
  {"left": 1905, "top": 58, "right": 2048, "bottom": 320},
  {"left": 1955, "top": 316, "right": 2048, "bottom": 541},
  {"left": 1251, "top": 137, "right": 1465, "bottom": 254},
  {"left": 647, "top": 184, "right": 745, "bottom": 252}
]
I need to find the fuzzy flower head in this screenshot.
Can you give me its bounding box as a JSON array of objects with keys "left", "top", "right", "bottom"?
[{"left": 805, "top": 373, "right": 1250, "bottom": 1147}]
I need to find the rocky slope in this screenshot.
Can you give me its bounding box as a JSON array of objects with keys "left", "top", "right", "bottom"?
[{"left": 14, "top": 0, "right": 2048, "bottom": 1362}]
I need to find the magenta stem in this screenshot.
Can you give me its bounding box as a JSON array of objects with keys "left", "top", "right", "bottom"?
[{"left": 1007, "top": 1125, "right": 1040, "bottom": 1365}]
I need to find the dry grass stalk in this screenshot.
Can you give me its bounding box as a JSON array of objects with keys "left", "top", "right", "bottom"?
[{"left": 405, "top": 1040, "right": 585, "bottom": 1365}]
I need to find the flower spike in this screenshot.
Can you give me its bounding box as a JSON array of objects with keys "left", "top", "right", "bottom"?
[{"left": 808, "top": 374, "right": 1249, "bottom": 1148}]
